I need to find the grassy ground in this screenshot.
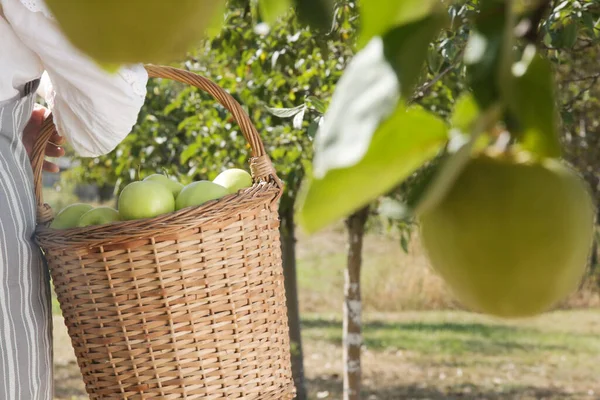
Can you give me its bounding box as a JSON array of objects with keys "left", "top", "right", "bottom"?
[
  {"left": 50, "top": 225, "right": 600, "bottom": 399},
  {"left": 53, "top": 310, "right": 600, "bottom": 399},
  {"left": 302, "top": 310, "right": 600, "bottom": 399}
]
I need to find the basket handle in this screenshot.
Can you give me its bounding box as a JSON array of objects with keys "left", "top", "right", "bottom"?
[{"left": 32, "top": 64, "right": 282, "bottom": 224}]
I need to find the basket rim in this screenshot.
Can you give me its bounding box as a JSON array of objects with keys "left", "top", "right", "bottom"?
[
  {"left": 36, "top": 181, "right": 280, "bottom": 249},
  {"left": 32, "top": 65, "right": 284, "bottom": 227}
]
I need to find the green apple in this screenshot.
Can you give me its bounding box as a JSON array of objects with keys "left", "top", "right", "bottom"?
[
  {"left": 77, "top": 207, "right": 121, "bottom": 227},
  {"left": 175, "top": 181, "right": 229, "bottom": 210},
  {"left": 213, "top": 168, "right": 253, "bottom": 194},
  {"left": 143, "top": 174, "right": 185, "bottom": 197},
  {"left": 419, "top": 153, "right": 594, "bottom": 318},
  {"left": 44, "top": 0, "right": 226, "bottom": 65},
  {"left": 50, "top": 203, "right": 93, "bottom": 229},
  {"left": 118, "top": 181, "right": 175, "bottom": 220}
]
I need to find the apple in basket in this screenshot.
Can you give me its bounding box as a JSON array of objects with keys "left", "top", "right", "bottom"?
[
  {"left": 77, "top": 207, "right": 121, "bottom": 227},
  {"left": 175, "top": 181, "right": 229, "bottom": 210},
  {"left": 49, "top": 203, "right": 93, "bottom": 229},
  {"left": 118, "top": 181, "right": 175, "bottom": 220},
  {"left": 213, "top": 168, "right": 253, "bottom": 194},
  {"left": 143, "top": 174, "right": 184, "bottom": 197}
]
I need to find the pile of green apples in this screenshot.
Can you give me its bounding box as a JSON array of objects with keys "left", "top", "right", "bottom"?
[{"left": 49, "top": 168, "right": 253, "bottom": 229}]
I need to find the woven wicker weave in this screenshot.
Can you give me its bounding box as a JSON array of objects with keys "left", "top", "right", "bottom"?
[{"left": 32, "top": 65, "right": 295, "bottom": 399}]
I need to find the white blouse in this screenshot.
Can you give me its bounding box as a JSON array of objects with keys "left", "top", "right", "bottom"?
[{"left": 0, "top": 0, "right": 148, "bottom": 157}]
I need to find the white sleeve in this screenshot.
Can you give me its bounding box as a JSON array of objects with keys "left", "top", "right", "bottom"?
[{"left": 1, "top": 0, "right": 148, "bottom": 157}]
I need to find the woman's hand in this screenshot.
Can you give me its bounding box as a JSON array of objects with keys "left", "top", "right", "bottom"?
[{"left": 22, "top": 105, "right": 66, "bottom": 173}]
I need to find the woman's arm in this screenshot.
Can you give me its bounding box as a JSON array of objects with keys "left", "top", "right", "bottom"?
[{"left": 1, "top": 0, "right": 148, "bottom": 158}]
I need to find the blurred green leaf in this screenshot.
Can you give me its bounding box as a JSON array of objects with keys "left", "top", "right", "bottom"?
[
  {"left": 307, "top": 118, "right": 320, "bottom": 138},
  {"left": 298, "top": 105, "right": 448, "bottom": 233},
  {"left": 259, "top": 0, "right": 292, "bottom": 24},
  {"left": 312, "top": 37, "right": 399, "bottom": 178},
  {"left": 414, "top": 104, "right": 503, "bottom": 216},
  {"left": 382, "top": 13, "right": 448, "bottom": 99},
  {"left": 561, "top": 22, "right": 579, "bottom": 48},
  {"left": 294, "top": 0, "right": 334, "bottom": 31},
  {"left": 450, "top": 94, "right": 480, "bottom": 133},
  {"left": 358, "top": 0, "right": 441, "bottom": 48},
  {"left": 508, "top": 46, "right": 561, "bottom": 158}
]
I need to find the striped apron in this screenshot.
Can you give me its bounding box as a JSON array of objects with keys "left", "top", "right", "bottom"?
[{"left": 0, "top": 80, "right": 53, "bottom": 400}]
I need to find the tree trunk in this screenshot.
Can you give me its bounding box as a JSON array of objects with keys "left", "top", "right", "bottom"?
[
  {"left": 590, "top": 238, "right": 598, "bottom": 271},
  {"left": 280, "top": 206, "right": 306, "bottom": 400},
  {"left": 343, "top": 207, "right": 369, "bottom": 400}
]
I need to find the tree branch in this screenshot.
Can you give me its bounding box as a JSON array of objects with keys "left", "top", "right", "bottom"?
[
  {"left": 562, "top": 75, "right": 600, "bottom": 110},
  {"left": 562, "top": 72, "right": 600, "bottom": 83},
  {"left": 412, "top": 47, "right": 466, "bottom": 102},
  {"left": 522, "top": 0, "right": 553, "bottom": 43}
]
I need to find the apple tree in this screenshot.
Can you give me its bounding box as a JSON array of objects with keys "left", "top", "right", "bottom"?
[{"left": 62, "top": 2, "right": 357, "bottom": 398}]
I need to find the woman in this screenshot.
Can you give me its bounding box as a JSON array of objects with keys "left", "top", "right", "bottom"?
[{"left": 0, "top": 0, "right": 148, "bottom": 398}]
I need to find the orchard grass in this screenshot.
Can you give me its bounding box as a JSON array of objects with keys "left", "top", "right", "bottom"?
[{"left": 51, "top": 227, "right": 600, "bottom": 399}]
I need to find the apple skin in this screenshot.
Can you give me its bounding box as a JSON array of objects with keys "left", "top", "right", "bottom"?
[
  {"left": 118, "top": 181, "right": 175, "bottom": 220},
  {"left": 175, "top": 181, "right": 229, "bottom": 210},
  {"left": 50, "top": 203, "right": 93, "bottom": 229},
  {"left": 143, "top": 174, "right": 184, "bottom": 197},
  {"left": 419, "top": 155, "right": 595, "bottom": 318},
  {"left": 213, "top": 168, "right": 253, "bottom": 194},
  {"left": 77, "top": 207, "right": 121, "bottom": 227}
]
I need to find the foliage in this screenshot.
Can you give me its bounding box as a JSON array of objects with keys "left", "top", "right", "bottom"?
[
  {"left": 63, "top": 0, "right": 600, "bottom": 238},
  {"left": 65, "top": 1, "right": 358, "bottom": 217},
  {"left": 296, "top": 0, "right": 600, "bottom": 234}
]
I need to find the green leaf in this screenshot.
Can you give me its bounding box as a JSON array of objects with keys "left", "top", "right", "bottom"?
[
  {"left": 464, "top": 28, "right": 504, "bottom": 109},
  {"left": 582, "top": 13, "right": 596, "bottom": 35},
  {"left": 358, "top": 0, "right": 442, "bottom": 48},
  {"left": 560, "top": 22, "right": 579, "bottom": 48},
  {"left": 297, "top": 106, "right": 448, "bottom": 234},
  {"left": 294, "top": 0, "right": 334, "bottom": 31},
  {"left": 464, "top": 0, "right": 509, "bottom": 110},
  {"left": 293, "top": 106, "right": 307, "bottom": 129},
  {"left": 413, "top": 104, "right": 503, "bottom": 216},
  {"left": 312, "top": 37, "right": 399, "bottom": 178},
  {"left": 307, "top": 96, "right": 327, "bottom": 113},
  {"left": 507, "top": 46, "right": 561, "bottom": 158},
  {"left": 307, "top": 118, "right": 320, "bottom": 138},
  {"left": 383, "top": 13, "right": 449, "bottom": 98},
  {"left": 266, "top": 104, "right": 306, "bottom": 118},
  {"left": 259, "top": 0, "right": 292, "bottom": 24},
  {"left": 450, "top": 94, "right": 480, "bottom": 133}
]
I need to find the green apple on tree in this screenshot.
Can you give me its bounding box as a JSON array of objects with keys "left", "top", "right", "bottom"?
[
  {"left": 143, "top": 174, "right": 185, "bottom": 197},
  {"left": 44, "top": 0, "right": 226, "bottom": 65},
  {"left": 77, "top": 207, "right": 121, "bottom": 227},
  {"left": 175, "top": 181, "right": 229, "bottom": 210},
  {"left": 118, "top": 181, "right": 175, "bottom": 220},
  {"left": 419, "top": 152, "right": 595, "bottom": 318},
  {"left": 213, "top": 168, "right": 253, "bottom": 194},
  {"left": 50, "top": 203, "right": 93, "bottom": 229}
]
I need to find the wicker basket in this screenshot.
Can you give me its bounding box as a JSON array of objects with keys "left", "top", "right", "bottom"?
[{"left": 32, "top": 65, "right": 295, "bottom": 399}]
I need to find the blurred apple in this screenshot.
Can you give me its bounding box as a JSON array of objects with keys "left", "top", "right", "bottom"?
[
  {"left": 175, "top": 181, "right": 228, "bottom": 210},
  {"left": 44, "top": 0, "right": 226, "bottom": 64},
  {"left": 50, "top": 203, "right": 93, "bottom": 229},
  {"left": 144, "top": 174, "right": 184, "bottom": 197},
  {"left": 213, "top": 168, "right": 253, "bottom": 194},
  {"left": 77, "top": 207, "right": 121, "bottom": 227},
  {"left": 118, "top": 181, "right": 175, "bottom": 220}
]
